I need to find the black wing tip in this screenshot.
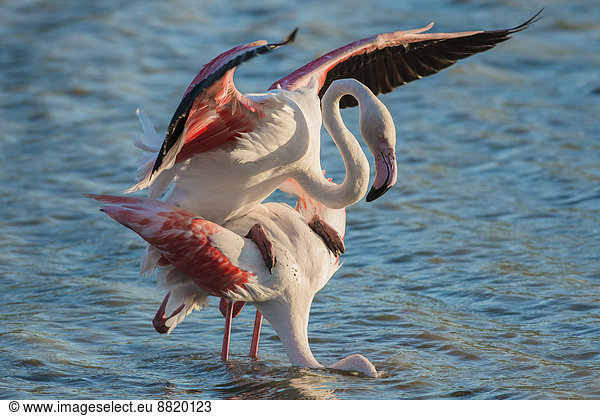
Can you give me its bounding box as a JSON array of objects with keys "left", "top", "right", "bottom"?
[
  {"left": 507, "top": 8, "right": 544, "bottom": 34},
  {"left": 154, "top": 28, "right": 300, "bottom": 176},
  {"left": 285, "top": 27, "right": 299, "bottom": 44},
  {"left": 270, "top": 27, "right": 299, "bottom": 48}
]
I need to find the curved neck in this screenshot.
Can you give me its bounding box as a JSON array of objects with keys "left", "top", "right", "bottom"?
[
  {"left": 294, "top": 79, "right": 373, "bottom": 210},
  {"left": 255, "top": 296, "right": 322, "bottom": 369},
  {"left": 255, "top": 289, "right": 376, "bottom": 375}
]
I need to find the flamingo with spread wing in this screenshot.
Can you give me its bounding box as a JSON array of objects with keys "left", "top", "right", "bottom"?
[
  {"left": 127, "top": 12, "right": 541, "bottom": 225},
  {"left": 112, "top": 13, "right": 540, "bottom": 364},
  {"left": 126, "top": 78, "right": 396, "bottom": 361}
]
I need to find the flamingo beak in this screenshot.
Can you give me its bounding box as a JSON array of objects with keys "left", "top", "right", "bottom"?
[{"left": 366, "top": 144, "right": 397, "bottom": 202}]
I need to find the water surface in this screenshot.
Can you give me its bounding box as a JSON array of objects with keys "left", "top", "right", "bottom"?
[{"left": 1, "top": 0, "right": 599, "bottom": 399}]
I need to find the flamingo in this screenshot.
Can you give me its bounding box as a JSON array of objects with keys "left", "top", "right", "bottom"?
[
  {"left": 125, "top": 12, "right": 541, "bottom": 226},
  {"left": 119, "top": 13, "right": 540, "bottom": 361},
  {"left": 85, "top": 183, "right": 378, "bottom": 376},
  {"left": 125, "top": 78, "right": 396, "bottom": 361}
]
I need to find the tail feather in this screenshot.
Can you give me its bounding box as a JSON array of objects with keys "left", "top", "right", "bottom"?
[
  {"left": 140, "top": 245, "right": 162, "bottom": 276},
  {"left": 146, "top": 170, "right": 176, "bottom": 200},
  {"left": 156, "top": 266, "right": 194, "bottom": 290},
  {"left": 136, "top": 108, "right": 162, "bottom": 149},
  {"left": 124, "top": 109, "right": 169, "bottom": 195}
]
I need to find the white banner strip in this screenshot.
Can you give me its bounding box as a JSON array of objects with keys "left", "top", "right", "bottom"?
[{"left": 2, "top": 399, "right": 596, "bottom": 416}]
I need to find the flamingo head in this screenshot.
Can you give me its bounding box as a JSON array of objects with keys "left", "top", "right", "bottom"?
[
  {"left": 330, "top": 353, "right": 378, "bottom": 377},
  {"left": 358, "top": 96, "right": 398, "bottom": 202}
]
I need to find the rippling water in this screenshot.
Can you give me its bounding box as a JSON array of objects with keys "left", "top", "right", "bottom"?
[{"left": 1, "top": 0, "right": 599, "bottom": 400}]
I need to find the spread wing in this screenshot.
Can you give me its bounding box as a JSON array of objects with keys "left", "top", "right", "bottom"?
[
  {"left": 271, "top": 11, "right": 541, "bottom": 108},
  {"left": 132, "top": 29, "right": 298, "bottom": 191},
  {"left": 85, "top": 194, "right": 256, "bottom": 297}
]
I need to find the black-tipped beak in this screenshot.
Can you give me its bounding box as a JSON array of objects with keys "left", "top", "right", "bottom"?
[
  {"left": 366, "top": 184, "right": 392, "bottom": 202},
  {"left": 366, "top": 146, "right": 397, "bottom": 202}
]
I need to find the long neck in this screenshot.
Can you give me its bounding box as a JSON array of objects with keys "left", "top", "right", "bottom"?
[
  {"left": 255, "top": 294, "right": 377, "bottom": 375},
  {"left": 293, "top": 79, "right": 372, "bottom": 210},
  {"left": 253, "top": 274, "right": 376, "bottom": 375},
  {"left": 255, "top": 295, "right": 322, "bottom": 369}
]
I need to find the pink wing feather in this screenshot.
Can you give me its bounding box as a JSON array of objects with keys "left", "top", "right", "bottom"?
[
  {"left": 132, "top": 12, "right": 540, "bottom": 187},
  {"left": 136, "top": 30, "right": 298, "bottom": 189},
  {"left": 85, "top": 194, "right": 256, "bottom": 297}
]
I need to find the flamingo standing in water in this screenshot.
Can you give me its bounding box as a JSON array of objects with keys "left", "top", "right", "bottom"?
[
  {"left": 127, "top": 78, "right": 397, "bottom": 361},
  {"left": 118, "top": 14, "right": 540, "bottom": 361},
  {"left": 86, "top": 177, "right": 378, "bottom": 376}
]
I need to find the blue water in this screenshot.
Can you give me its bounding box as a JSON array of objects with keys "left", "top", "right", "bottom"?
[{"left": 1, "top": 0, "right": 599, "bottom": 400}]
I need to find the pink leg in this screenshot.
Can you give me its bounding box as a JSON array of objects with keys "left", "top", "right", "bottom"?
[
  {"left": 221, "top": 300, "right": 234, "bottom": 361},
  {"left": 249, "top": 310, "right": 263, "bottom": 358}
]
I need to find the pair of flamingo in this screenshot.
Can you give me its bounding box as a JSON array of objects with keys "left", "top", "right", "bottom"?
[{"left": 89, "top": 12, "right": 540, "bottom": 376}]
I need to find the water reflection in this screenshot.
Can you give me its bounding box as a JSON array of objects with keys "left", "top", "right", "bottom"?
[{"left": 217, "top": 363, "right": 335, "bottom": 399}]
